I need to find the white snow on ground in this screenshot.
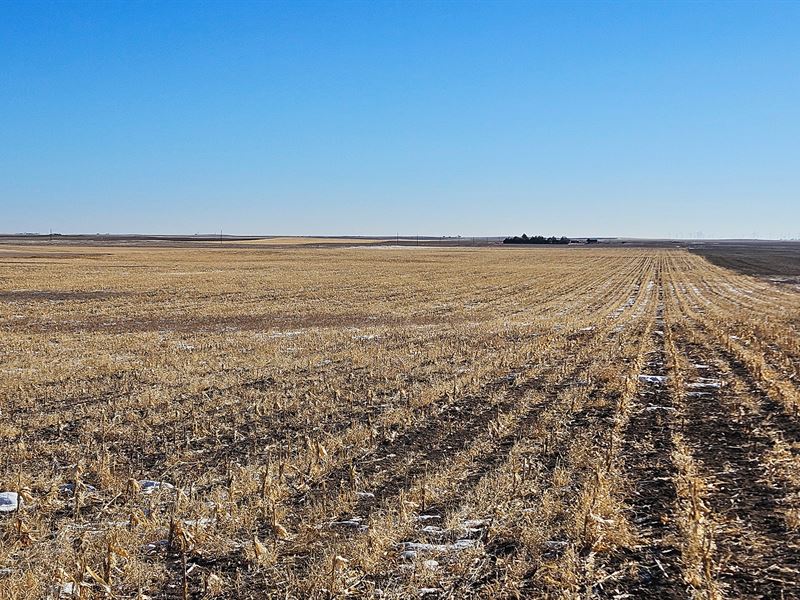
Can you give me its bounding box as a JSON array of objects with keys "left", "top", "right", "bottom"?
[
  {"left": 421, "top": 525, "right": 444, "bottom": 536},
  {"left": 183, "top": 517, "right": 215, "bottom": 527},
  {"left": 399, "top": 514, "right": 488, "bottom": 561},
  {"left": 638, "top": 374, "right": 668, "bottom": 384},
  {"left": 687, "top": 378, "right": 723, "bottom": 389},
  {"left": 65, "top": 520, "right": 129, "bottom": 532},
  {"left": 609, "top": 285, "right": 641, "bottom": 318},
  {"left": 144, "top": 540, "right": 169, "bottom": 554},
  {"left": 400, "top": 539, "right": 476, "bottom": 557},
  {"left": 268, "top": 330, "right": 303, "bottom": 339},
  {"left": 724, "top": 284, "right": 752, "bottom": 298},
  {"left": 55, "top": 582, "right": 75, "bottom": 598},
  {"left": 330, "top": 517, "right": 368, "bottom": 532},
  {"left": 0, "top": 492, "right": 20, "bottom": 512},
  {"left": 139, "top": 480, "right": 174, "bottom": 494},
  {"left": 416, "top": 514, "right": 441, "bottom": 522},
  {"left": 462, "top": 518, "right": 487, "bottom": 531},
  {"left": 59, "top": 483, "right": 97, "bottom": 494}
]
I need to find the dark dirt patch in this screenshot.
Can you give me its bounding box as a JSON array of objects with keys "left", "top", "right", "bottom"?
[
  {"left": 677, "top": 331, "right": 800, "bottom": 599},
  {"left": 718, "top": 347, "right": 800, "bottom": 445},
  {"left": 0, "top": 289, "right": 128, "bottom": 302},
  {"left": 689, "top": 241, "right": 800, "bottom": 282}
]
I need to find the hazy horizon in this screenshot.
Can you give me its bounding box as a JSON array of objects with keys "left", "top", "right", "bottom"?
[
  {"left": 3, "top": 1, "right": 799, "bottom": 239},
  {"left": 5, "top": 231, "right": 800, "bottom": 242}
]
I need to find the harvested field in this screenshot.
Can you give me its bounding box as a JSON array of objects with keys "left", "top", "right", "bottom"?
[{"left": 1, "top": 245, "right": 799, "bottom": 599}]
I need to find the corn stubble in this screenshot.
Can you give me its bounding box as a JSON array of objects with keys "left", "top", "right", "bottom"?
[{"left": 1, "top": 245, "right": 798, "bottom": 598}]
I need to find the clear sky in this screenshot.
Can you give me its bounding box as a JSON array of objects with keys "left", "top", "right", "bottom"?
[{"left": 2, "top": 1, "right": 798, "bottom": 238}]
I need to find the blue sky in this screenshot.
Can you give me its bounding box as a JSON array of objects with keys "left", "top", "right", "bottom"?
[{"left": 2, "top": 1, "right": 798, "bottom": 238}]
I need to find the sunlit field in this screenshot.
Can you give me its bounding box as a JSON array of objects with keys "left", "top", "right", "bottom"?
[{"left": 1, "top": 245, "right": 799, "bottom": 598}]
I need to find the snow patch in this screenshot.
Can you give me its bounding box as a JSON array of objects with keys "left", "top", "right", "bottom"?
[
  {"left": 59, "top": 483, "right": 97, "bottom": 495},
  {"left": 419, "top": 587, "right": 441, "bottom": 595},
  {"left": 638, "top": 375, "right": 667, "bottom": 384},
  {"left": 330, "top": 517, "right": 367, "bottom": 531},
  {"left": 269, "top": 330, "right": 303, "bottom": 339},
  {"left": 55, "top": 582, "right": 75, "bottom": 598},
  {"left": 421, "top": 525, "right": 444, "bottom": 536},
  {"left": 401, "top": 539, "right": 476, "bottom": 553},
  {"left": 139, "top": 480, "right": 174, "bottom": 494},
  {"left": 183, "top": 517, "right": 215, "bottom": 527},
  {"left": 0, "top": 492, "right": 20, "bottom": 512},
  {"left": 416, "top": 514, "right": 442, "bottom": 522},
  {"left": 687, "top": 378, "right": 722, "bottom": 389}
]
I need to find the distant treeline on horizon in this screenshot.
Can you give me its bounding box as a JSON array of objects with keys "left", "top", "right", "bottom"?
[{"left": 503, "top": 234, "right": 571, "bottom": 245}]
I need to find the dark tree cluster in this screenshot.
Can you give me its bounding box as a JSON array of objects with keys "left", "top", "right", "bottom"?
[{"left": 503, "top": 234, "right": 571, "bottom": 245}]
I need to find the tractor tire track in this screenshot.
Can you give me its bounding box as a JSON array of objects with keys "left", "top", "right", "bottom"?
[{"left": 601, "top": 312, "right": 684, "bottom": 598}]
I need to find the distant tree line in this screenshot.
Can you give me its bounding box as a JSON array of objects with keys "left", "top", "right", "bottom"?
[{"left": 503, "top": 234, "right": 570, "bottom": 245}]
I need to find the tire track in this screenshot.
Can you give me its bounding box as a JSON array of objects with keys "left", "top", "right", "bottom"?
[{"left": 602, "top": 300, "right": 684, "bottom": 598}]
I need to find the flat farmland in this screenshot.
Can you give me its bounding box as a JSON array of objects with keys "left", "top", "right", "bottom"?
[{"left": 1, "top": 245, "right": 799, "bottom": 599}]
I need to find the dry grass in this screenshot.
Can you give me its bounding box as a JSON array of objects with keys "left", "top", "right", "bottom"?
[{"left": 1, "top": 245, "right": 799, "bottom": 599}]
